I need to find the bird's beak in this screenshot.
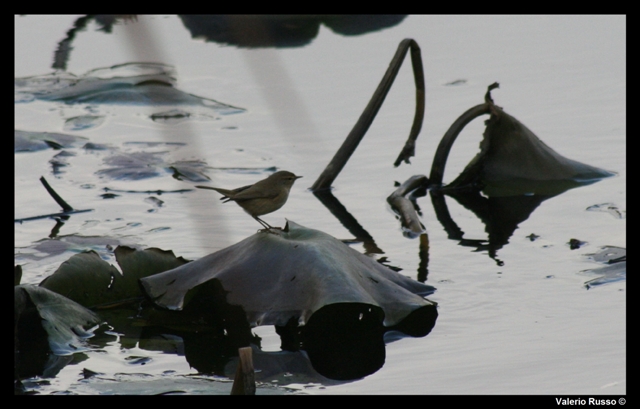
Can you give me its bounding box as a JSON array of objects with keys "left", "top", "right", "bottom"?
[{"left": 295, "top": 175, "right": 303, "bottom": 179}]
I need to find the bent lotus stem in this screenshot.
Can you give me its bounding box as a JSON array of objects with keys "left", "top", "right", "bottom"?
[
  {"left": 428, "top": 82, "right": 498, "bottom": 186},
  {"left": 311, "top": 38, "right": 426, "bottom": 191}
]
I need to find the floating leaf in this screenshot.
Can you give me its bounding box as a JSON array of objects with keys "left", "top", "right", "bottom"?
[
  {"left": 582, "top": 246, "right": 626, "bottom": 289},
  {"left": 15, "top": 62, "right": 245, "bottom": 115},
  {"left": 169, "top": 160, "right": 211, "bottom": 182},
  {"left": 93, "top": 149, "right": 212, "bottom": 182},
  {"left": 140, "top": 221, "right": 437, "bottom": 379},
  {"left": 15, "top": 130, "right": 88, "bottom": 152},
  {"left": 40, "top": 247, "right": 189, "bottom": 308},
  {"left": 95, "top": 151, "right": 166, "bottom": 181},
  {"left": 63, "top": 115, "right": 105, "bottom": 131},
  {"left": 141, "top": 221, "right": 436, "bottom": 330},
  {"left": 586, "top": 203, "right": 626, "bottom": 219},
  {"left": 15, "top": 285, "right": 101, "bottom": 355}
]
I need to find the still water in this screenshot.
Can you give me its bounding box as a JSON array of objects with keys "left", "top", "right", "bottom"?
[{"left": 15, "top": 15, "right": 625, "bottom": 394}]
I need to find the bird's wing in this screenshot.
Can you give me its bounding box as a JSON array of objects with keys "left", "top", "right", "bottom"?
[
  {"left": 221, "top": 184, "right": 257, "bottom": 200},
  {"left": 231, "top": 187, "right": 275, "bottom": 201},
  {"left": 231, "top": 180, "right": 280, "bottom": 201}
]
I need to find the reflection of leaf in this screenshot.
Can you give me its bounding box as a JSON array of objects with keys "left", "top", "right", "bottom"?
[
  {"left": 40, "top": 247, "right": 189, "bottom": 308},
  {"left": 50, "top": 150, "right": 76, "bottom": 175},
  {"left": 63, "top": 115, "right": 105, "bottom": 131},
  {"left": 586, "top": 203, "right": 626, "bottom": 219},
  {"left": 586, "top": 246, "right": 626, "bottom": 263},
  {"left": 96, "top": 151, "right": 165, "bottom": 181},
  {"left": 17, "top": 235, "right": 121, "bottom": 262},
  {"left": 15, "top": 130, "right": 88, "bottom": 152},
  {"left": 178, "top": 15, "right": 407, "bottom": 48},
  {"left": 170, "top": 160, "right": 211, "bottom": 182},
  {"left": 582, "top": 246, "right": 626, "bottom": 289},
  {"left": 15, "top": 285, "right": 101, "bottom": 355},
  {"left": 150, "top": 109, "right": 190, "bottom": 124},
  {"left": 15, "top": 62, "right": 245, "bottom": 115},
  {"left": 95, "top": 150, "right": 212, "bottom": 182}
]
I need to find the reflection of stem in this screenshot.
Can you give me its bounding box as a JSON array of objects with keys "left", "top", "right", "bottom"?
[
  {"left": 417, "top": 233, "right": 430, "bottom": 283},
  {"left": 311, "top": 38, "right": 425, "bottom": 191},
  {"left": 53, "top": 15, "right": 137, "bottom": 70},
  {"left": 429, "top": 190, "right": 464, "bottom": 240},
  {"left": 52, "top": 15, "right": 93, "bottom": 71},
  {"left": 49, "top": 218, "right": 67, "bottom": 239},
  {"left": 312, "top": 189, "right": 383, "bottom": 254}
]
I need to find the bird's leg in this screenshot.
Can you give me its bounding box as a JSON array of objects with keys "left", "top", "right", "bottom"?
[{"left": 254, "top": 216, "right": 274, "bottom": 230}]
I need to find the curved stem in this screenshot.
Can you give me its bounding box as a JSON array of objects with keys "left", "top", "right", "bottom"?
[
  {"left": 311, "top": 38, "right": 425, "bottom": 191},
  {"left": 428, "top": 104, "right": 490, "bottom": 186},
  {"left": 429, "top": 82, "right": 499, "bottom": 186}
]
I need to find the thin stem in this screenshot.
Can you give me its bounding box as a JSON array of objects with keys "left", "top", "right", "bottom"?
[
  {"left": 311, "top": 38, "right": 425, "bottom": 191},
  {"left": 40, "top": 176, "right": 74, "bottom": 212}
]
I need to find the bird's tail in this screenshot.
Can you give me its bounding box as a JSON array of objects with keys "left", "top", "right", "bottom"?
[{"left": 195, "top": 185, "right": 234, "bottom": 201}]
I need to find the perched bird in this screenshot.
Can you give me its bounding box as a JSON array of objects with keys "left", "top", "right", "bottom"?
[{"left": 196, "top": 171, "right": 302, "bottom": 229}]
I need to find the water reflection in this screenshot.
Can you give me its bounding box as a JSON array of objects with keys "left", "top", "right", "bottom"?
[
  {"left": 15, "top": 62, "right": 244, "bottom": 117},
  {"left": 15, "top": 296, "right": 437, "bottom": 386},
  {"left": 386, "top": 176, "right": 610, "bottom": 265},
  {"left": 138, "top": 223, "right": 438, "bottom": 381},
  {"left": 16, "top": 229, "right": 438, "bottom": 389},
  {"left": 420, "top": 85, "right": 615, "bottom": 263},
  {"left": 430, "top": 189, "right": 555, "bottom": 265},
  {"left": 179, "top": 15, "right": 407, "bottom": 48},
  {"left": 50, "top": 14, "right": 407, "bottom": 67},
  {"left": 312, "top": 189, "right": 383, "bottom": 254}
]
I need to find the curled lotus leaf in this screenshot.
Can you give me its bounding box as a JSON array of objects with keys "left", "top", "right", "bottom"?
[
  {"left": 431, "top": 84, "right": 615, "bottom": 197},
  {"left": 140, "top": 221, "right": 436, "bottom": 332},
  {"left": 451, "top": 106, "right": 615, "bottom": 196}
]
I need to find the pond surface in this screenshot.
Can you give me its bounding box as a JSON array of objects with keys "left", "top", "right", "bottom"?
[{"left": 15, "top": 15, "right": 625, "bottom": 395}]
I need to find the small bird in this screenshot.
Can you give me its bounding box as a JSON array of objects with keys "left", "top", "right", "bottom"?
[{"left": 196, "top": 171, "right": 302, "bottom": 229}]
